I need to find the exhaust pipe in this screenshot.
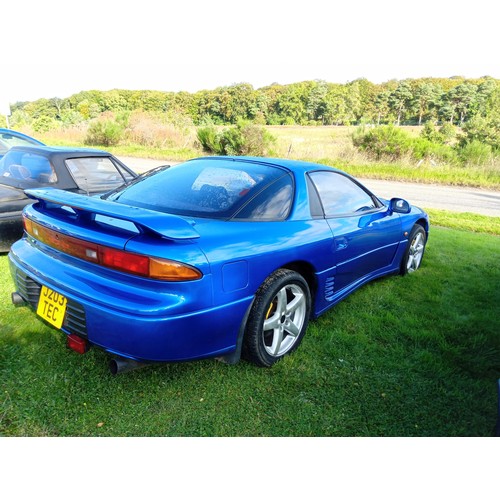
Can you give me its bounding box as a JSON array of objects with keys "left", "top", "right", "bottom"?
[
  {"left": 109, "top": 357, "right": 147, "bottom": 375},
  {"left": 11, "top": 292, "right": 27, "bottom": 306}
]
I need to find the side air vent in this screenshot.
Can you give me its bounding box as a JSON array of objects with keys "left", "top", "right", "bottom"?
[{"left": 325, "top": 276, "right": 335, "bottom": 301}]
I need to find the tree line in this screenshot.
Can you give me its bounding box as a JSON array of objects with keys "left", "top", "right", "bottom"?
[{"left": 6, "top": 76, "right": 500, "bottom": 131}]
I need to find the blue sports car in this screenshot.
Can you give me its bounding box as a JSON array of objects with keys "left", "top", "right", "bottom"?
[{"left": 8, "top": 156, "right": 429, "bottom": 373}]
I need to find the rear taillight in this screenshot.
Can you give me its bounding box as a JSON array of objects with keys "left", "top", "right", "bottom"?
[
  {"left": 100, "top": 247, "right": 149, "bottom": 275},
  {"left": 23, "top": 215, "right": 202, "bottom": 282},
  {"left": 23, "top": 216, "right": 33, "bottom": 235}
]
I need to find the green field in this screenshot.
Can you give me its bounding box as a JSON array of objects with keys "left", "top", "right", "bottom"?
[{"left": 1, "top": 225, "right": 499, "bottom": 437}]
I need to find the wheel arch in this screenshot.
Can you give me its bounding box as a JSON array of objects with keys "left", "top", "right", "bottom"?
[
  {"left": 415, "top": 217, "right": 429, "bottom": 236},
  {"left": 281, "top": 260, "right": 318, "bottom": 315},
  {"left": 281, "top": 260, "right": 317, "bottom": 312},
  {"left": 401, "top": 221, "right": 428, "bottom": 275},
  {"left": 218, "top": 261, "right": 317, "bottom": 365}
]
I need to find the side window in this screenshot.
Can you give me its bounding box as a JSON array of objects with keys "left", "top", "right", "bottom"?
[
  {"left": 2, "top": 151, "right": 57, "bottom": 184},
  {"left": 233, "top": 174, "right": 293, "bottom": 221},
  {"left": 66, "top": 157, "right": 128, "bottom": 191},
  {"left": 309, "top": 171, "right": 378, "bottom": 217}
]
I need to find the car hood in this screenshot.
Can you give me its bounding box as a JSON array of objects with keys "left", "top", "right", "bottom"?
[{"left": 0, "top": 183, "right": 27, "bottom": 203}]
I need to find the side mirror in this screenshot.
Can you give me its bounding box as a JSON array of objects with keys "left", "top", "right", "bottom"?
[{"left": 389, "top": 198, "right": 411, "bottom": 214}]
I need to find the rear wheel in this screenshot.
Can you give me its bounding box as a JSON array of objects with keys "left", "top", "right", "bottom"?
[
  {"left": 243, "top": 269, "right": 311, "bottom": 367},
  {"left": 401, "top": 224, "right": 427, "bottom": 275}
]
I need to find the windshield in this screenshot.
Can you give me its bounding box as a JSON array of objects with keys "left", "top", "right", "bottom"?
[
  {"left": 105, "top": 159, "right": 291, "bottom": 220},
  {"left": 0, "top": 131, "right": 42, "bottom": 156},
  {"left": 0, "top": 149, "right": 57, "bottom": 187}
]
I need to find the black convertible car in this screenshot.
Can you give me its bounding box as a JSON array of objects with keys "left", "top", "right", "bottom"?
[{"left": 0, "top": 146, "right": 137, "bottom": 251}]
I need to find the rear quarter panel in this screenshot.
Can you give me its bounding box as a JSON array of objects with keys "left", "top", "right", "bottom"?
[{"left": 193, "top": 218, "right": 336, "bottom": 309}]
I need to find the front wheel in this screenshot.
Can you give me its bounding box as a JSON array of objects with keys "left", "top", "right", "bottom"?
[
  {"left": 401, "top": 224, "right": 427, "bottom": 275},
  {"left": 242, "top": 269, "right": 311, "bottom": 367}
]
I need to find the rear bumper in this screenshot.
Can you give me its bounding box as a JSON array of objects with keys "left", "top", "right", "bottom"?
[{"left": 8, "top": 238, "right": 253, "bottom": 362}]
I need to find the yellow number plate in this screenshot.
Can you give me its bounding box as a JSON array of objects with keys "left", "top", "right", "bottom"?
[{"left": 37, "top": 286, "right": 68, "bottom": 329}]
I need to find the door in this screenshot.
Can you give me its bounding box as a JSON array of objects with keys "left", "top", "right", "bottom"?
[{"left": 309, "top": 171, "right": 402, "bottom": 293}]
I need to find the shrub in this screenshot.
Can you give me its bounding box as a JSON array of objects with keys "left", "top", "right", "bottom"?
[
  {"left": 59, "top": 110, "right": 84, "bottom": 126},
  {"left": 352, "top": 125, "right": 412, "bottom": 160},
  {"left": 233, "top": 122, "right": 275, "bottom": 156},
  {"left": 458, "top": 140, "right": 493, "bottom": 166},
  {"left": 267, "top": 113, "right": 282, "bottom": 125},
  {"left": 9, "top": 110, "right": 31, "bottom": 129},
  {"left": 32, "top": 116, "right": 58, "bottom": 133},
  {"left": 197, "top": 125, "right": 224, "bottom": 154},
  {"left": 84, "top": 119, "right": 124, "bottom": 146},
  {"left": 412, "top": 137, "right": 457, "bottom": 164},
  {"left": 220, "top": 127, "right": 244, "bottom": 155},
  {"left": 461, "top": 116, "right": 500, "bottom": 151},
  {"left": 438, "top": 123, "right": 457, "bottom": 144},
  {"left": 197, "top": 122, "right": 275, "bottom": 156},
  {"left": 421, "top": 122, "right": 443, "bottom": 143},
  {"left": 421, "top": 122, "right": 457, "bottom": 146}
]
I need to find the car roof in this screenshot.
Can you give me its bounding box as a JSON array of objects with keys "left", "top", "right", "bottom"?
[
  {"left": 190, "top": 155, "right": 343, "bottom": 174},
  {"left": 5, "top": 145, "right": 111, "bottom": 159}
]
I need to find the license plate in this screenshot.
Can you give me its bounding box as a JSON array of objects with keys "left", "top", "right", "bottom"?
[{"left": 37, "top": 286, "right": 68, "bottom": 329}]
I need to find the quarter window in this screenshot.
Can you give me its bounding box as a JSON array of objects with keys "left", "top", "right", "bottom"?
[{"left": 233, "top": 174, "right": 293, "bottom": 220}]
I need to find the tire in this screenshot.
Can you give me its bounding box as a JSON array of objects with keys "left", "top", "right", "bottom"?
[
  {"left": 242, "top": 269, "right": 311, "bottom": 367},
  {"left": 401, "top": 224, "right": 427, "bottom": 275}
]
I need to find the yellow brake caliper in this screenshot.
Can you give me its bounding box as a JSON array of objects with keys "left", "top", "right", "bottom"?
[{"left": 266, "top": 300, "right": 276, "bottom": 320}]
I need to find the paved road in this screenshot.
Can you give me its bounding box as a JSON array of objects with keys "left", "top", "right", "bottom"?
[
  {"left": 358, "top": 179, "right": 500, "bottom": 217},
  {"left": 119, "top": 156, "right": 500, "bottom": 217},
  {"left": 120, "top": 156, "right": 171, "bottom": 174}
]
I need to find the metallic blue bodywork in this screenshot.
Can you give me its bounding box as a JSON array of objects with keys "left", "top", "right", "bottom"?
[
  {"left": 8, "top": 157, "right": 429, "bottom": 364},
  {"left": 0, "top": 128, "right": 44, "bottom": 159}
]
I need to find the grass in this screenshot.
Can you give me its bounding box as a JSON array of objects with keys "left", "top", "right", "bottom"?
[
  {"left": 336, "top": 161, "right": 500, "bottom": 189},
  {"left": 1, "top": 225, "right": 499, "bottom": 436},
  {"left": 426, "top": 209, "right": 500, "bottom": 235},
  {"left": 105, "top": 144, "right": 196, "bottom": 162},
  {"left": 38, "top": 125, "right": 500, "bottom": 189}
]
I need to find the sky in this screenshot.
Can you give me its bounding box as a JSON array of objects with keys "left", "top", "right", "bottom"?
[{"left": 2, "top": 0, "right": 499, "bottom": 114}]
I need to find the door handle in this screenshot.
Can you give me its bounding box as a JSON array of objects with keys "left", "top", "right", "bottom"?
[{"left": 334, "top": 236, "right": 348, "bottom": 250}]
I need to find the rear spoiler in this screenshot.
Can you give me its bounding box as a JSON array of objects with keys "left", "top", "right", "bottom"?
[{"left": 25, "top": 188, "right": 200, "bottom": 240}]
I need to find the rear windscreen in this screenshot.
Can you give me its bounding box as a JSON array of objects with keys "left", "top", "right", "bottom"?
[
  {"left": 105, "top": 159, "right": 293, "bottom": 220},
  {"left": 65, "top": 157, "right": 134, "bottom": 192}
]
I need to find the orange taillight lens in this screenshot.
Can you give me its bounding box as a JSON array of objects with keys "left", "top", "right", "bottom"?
[
  {"left": 23, "top": 216, "right": 33, "bottom": 235},
  {"left": 150, "top": 257, "right": 202, "bottom": 281},
  {"left": 23, "top": 216, "right": 202, "bottom": 282}
]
